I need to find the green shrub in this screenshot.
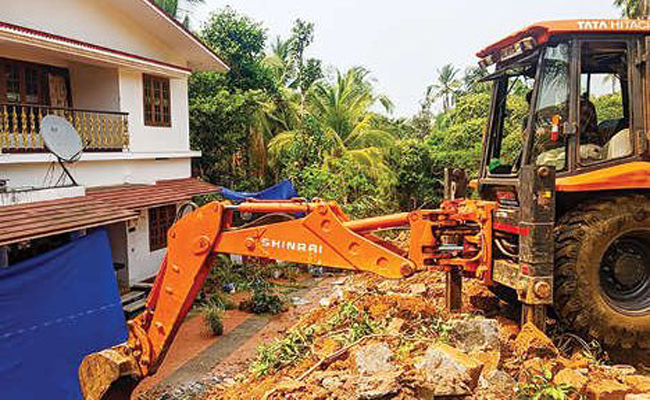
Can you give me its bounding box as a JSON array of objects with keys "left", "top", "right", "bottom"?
[
  {"left": 240, "top": 290, "right": 286, "bottom": 315},
  {"left": 517, "top": 368, "right": 577, "bottom": 399},
  {"left": 210, "top": 291, "right": 236, "bottom": 310},
  {"left": 201, "top": 302, "right": 224, "bottom": 336}
]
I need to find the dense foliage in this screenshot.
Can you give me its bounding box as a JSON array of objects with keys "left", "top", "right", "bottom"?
[
  {"left": 187, "top": 7, "right": 503, "bottom": 216},
  {"left": 189, "top": 7, "right": 623, "bottom": 218}
]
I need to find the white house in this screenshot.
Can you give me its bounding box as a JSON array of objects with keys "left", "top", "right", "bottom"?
[{"left": 0, "top": 0, "right": 227, "bottom": 294}]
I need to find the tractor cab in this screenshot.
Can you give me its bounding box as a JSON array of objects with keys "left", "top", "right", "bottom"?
[
  {"left": 465, "top": 21, "right": 650, "bottom": 350},
  {"left": 476, "top": 20, "right": 650, "bottom": 207}
]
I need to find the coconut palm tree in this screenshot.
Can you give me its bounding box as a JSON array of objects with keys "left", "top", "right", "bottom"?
[
  {"left": 614, "top": 0, "right": 650, "bottom": 18},
  {"left": 264, "top": 37, "right": 294, "bottom": 87},
  {"left": 428, "top": 64, "right": 461, "bottom": 113},
  {"left": 268, "top": 67, "right": 396, "bottom": 180}
]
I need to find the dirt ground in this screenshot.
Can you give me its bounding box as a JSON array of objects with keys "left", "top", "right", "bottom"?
[
  {"left": 135, "top": 275, "right": 341, "bottom": 399},
  {"left": 211, "top": 276, "right": 342, "bottom": 378},
  {"left": 134, "top": 309, "right": 253, "bottom": 395},
  {"left": 136, "top": 269, "right": 650, "bottom": 400}
]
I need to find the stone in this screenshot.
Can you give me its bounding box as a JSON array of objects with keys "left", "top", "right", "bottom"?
[
  {"left": 625, "top": 375, "right": 650, "bottom": 394},
  {"left": 521, "top": 357, "right": 546, "bottom": 377},
  {"left": 478, "top": 370, "right": 516, "bottom": 397},
  {"left": 316, "top": 372, "right": 350, "bottom": 392},
  {"left": 513, "top": 322, "right": 558, "bottom": 358},
  {"left": 352, "top": 372, "right": 401, "bottom": 400},
  {"left": 558, "top": 353, "right": 590, "bottom": 369},
  {"left": 222, "top": 377, "right": 236, "bottom": 386},
  {"left": 607, "top": 365, "right": 638, "bottom": 379},
  {"left": 449, "top": 318, "right": 500, "bottom": 352},
  {"left": 470, "top": 350, "right": 501, "bottom": 376},
  {"left": 319, "top": 297, "right": 333, "bottom": 308},
  {"left": 415, "top": 343, "right": 484, "bottom": 396},
  {"left": 410, "top": 283, "right": 427, "bottom": 295},
  {"left": 291, "top": 297, "right": 310, "bottom": 306},
  {"left": 467, "top": 283, "right": 501, "bottom": 313},
  {"left": 320, "top": 287, "right": 345, "bottom": 308},
  {"left": 355, "top": 343, "right": 396, "bottom": 375},
  {"left": 586, "top": 379, "right": 630, "bottom": 400},
  {"left": 496, "top": 316, "right": 520, "bottom": 342},
  {"left": 386, "top": 318, "right": 406, "bottom": 334},
  {"left": 553, "top": 368, "right": 588, "bottom": 392}
]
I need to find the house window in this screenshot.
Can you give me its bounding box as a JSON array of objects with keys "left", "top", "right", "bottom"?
[
  {"left": 143, "top": 74, "right": 171, "bottom": 127},
  {"left": 148, "top": 204, "right": 176, "bottom": 251},
  {"left": 0, "top": 58, "right": 68, "bottom": 105},
  {"left": 0, "top": 60, "right": 48, "bottom": 104}
]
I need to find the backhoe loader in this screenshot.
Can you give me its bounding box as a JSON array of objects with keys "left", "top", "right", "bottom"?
[{"left": 79, "top": 20, "right": 650, "bottom": 399}]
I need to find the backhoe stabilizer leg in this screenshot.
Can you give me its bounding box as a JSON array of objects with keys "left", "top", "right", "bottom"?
[
  {"left": 445, "top": 267, "right": 463, "bottom": 312},
  {"left": 522, "top": 304, "right": 547, "bottom": 332}
]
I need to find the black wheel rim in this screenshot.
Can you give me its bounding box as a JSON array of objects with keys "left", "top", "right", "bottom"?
[{"left": 599, "top": 230, "right": 650, "bottom": 313}]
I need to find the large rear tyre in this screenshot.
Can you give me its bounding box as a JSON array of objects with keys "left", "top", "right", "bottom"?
[{"left": 554, "top": 195, "right": 650, "bottom": 350}]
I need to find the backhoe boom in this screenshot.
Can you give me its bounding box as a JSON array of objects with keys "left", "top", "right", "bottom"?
[{"left": 79, "top": 198, "right": 495, "bottom": 399}]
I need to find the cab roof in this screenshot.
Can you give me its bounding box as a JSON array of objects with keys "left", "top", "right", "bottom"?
[{"left": 477, "top": 19, "right": 650, "bottom": 59}]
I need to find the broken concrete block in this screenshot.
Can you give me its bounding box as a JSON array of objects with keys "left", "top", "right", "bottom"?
[
  {"left": 478, "top": 369, "right": 516, "bottom": 397},
  {"left": 352, "top": 372, "right": 401, "bottom": 400},
  {"left": 409, "top": 283, "right": 427, "bottom": 295},
  {"left": 625, "top": 395, "right": 650, "bottom": 400},
  {"left": 625, "top": 375, "right": 650, "bottom": 394},
  {"left": 586, "top": 379, "right": 630, "bottom": 400},
  {"left": 449, "top": 318, "right": 500, "bottom": 352},
  {"left": 553, "top": 368, "right": 588, "bottom": 392},
  {"left": 513, "top": 322, "right": 558, "bottom": 358},
  {"left": 415, "top": 342, "right": 484, "bottom": 397},
  {"left": 386, "top": 318, "right": 406, "bottom": 334},
  {"left": 354, "top": 343, "right": 396, "bottom": 375},
  {"left": 470, "top": 350, "right": 501, "bottom": 376}
]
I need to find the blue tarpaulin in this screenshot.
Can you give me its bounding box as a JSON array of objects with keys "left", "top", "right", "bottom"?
[
  {"left": 0, "top": 229, "right": 127, "bottom": 400},
  {"left": 221, "top": 179, "right": 298, "bottom": 202}
]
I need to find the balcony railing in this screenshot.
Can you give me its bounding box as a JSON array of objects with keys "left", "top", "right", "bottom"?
[{"left": 0, "top": 103, "right": 129, "bottom": 153}]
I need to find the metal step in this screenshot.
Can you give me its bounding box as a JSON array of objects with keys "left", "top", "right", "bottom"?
[
  {"left": 120, "top": 290, "right": 147, "bottom": 305},
  {"left": 123, "top": 297, "right": 147, "bottom": 316},
  {"left": 131, "top": 282, "right": 154, "bottom": 291}
]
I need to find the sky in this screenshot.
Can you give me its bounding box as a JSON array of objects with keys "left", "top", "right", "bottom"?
[{"left": 193, "top": 1, "right": 621, "bottom": 117}]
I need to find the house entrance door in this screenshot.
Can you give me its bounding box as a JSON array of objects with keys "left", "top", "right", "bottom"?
[{"left": 48, "top": 74, "right": 68, "bottom": 108}]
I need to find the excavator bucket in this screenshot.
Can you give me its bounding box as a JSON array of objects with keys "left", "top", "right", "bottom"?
[{"left": 78, "top": 344, "right": 139, "bottom": 400}]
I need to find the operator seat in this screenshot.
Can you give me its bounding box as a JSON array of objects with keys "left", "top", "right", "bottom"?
[{"left": 604, "top": 128, "right": 633, "bottom": 159}]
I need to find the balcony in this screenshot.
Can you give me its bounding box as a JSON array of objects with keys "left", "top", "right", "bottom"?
[{"left": 0, "top": 103, "right": 129, "bottom": 153}]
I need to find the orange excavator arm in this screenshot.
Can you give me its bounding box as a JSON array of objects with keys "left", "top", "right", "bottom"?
[{"left": 78, "top": 199, "right": 494, "bottom": 399}]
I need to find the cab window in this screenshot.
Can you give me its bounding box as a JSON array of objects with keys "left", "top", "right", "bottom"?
[
  {"left": 579, "top": 41, "right": 632, "bottom": 164},
  {"left": 531, "top": 42, "right": 571, "bottom": 171},
  {"left": 486, "top": 55, "right": 536, "bottom": 175}
]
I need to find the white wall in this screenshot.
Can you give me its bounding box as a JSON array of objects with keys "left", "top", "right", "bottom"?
[
  {"left": 126, "top": 204, "right": 179, "bottom": 284},
  {"left": 2, "top": 0, "right": 185, "bottom": 67},
  {"left": 70, "top": 63, "right": 121, "bottom": 112},
  {"left": 118, "top": 69, "right": 190, "bottom": 153},
  {"left": 0, "top": 157, "right": 191, "bottom": 189}
]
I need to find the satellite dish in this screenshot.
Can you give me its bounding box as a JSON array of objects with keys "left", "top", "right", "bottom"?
[
  {"left": 41, "top": 115, "right": 83, "bottom": 162},
  {"left": 40, "top": 115, "right": 83, "bottom": 186}
]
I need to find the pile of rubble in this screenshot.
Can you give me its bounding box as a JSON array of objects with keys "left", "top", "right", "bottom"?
[{"left": 206, "top": 271, "right": 649, "bottom": 399}]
